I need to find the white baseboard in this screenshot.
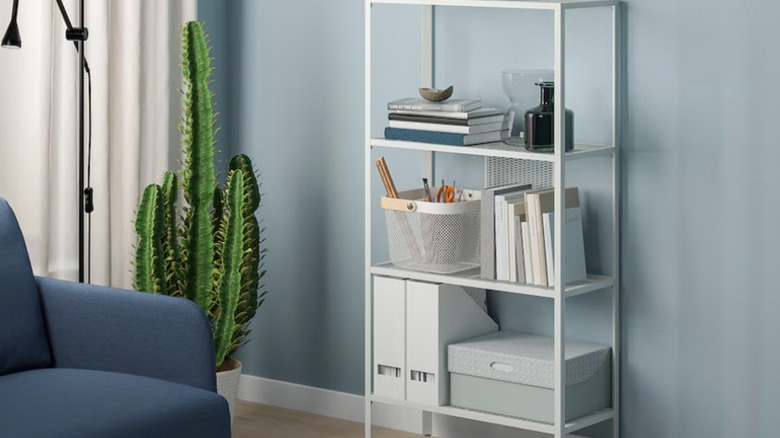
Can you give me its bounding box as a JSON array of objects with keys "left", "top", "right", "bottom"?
[
  {"left": 238, "top": 374, "right": 590, "bottom": 438},
  {"left": 237, "top": 374, "right": 423, "bottom": 433}
]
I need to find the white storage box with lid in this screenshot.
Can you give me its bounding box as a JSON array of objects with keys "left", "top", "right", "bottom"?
[
  {"left": 448, "top": 331, "right": 611, "bottom": 423},
  {"left": 381, "top": 187, "right": 480, "bottom": 275}
]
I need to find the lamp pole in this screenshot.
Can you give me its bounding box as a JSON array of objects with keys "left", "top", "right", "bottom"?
[{"left": 3, "top": 0, "right": 92, "bottom": 283}]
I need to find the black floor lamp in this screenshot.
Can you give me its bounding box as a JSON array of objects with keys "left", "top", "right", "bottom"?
[{"left": 3, "top": 0, "right": 93, "bottom": 283}]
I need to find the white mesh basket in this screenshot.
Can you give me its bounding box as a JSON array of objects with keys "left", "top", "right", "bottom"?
[{"left": 381, "top": 188, "right": 481, "bottom": 274}]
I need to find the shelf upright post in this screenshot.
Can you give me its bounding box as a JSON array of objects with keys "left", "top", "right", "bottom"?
[
  {"left": 422, "top": 5, "right": 435, "bottom": 186},
  {"left": 420, "top": 7, "right": 435, "bottom": 435},
  {"left": 611, "top": 3, "right": 621, "bottom": 437},
  {"left": 364, "top": 1, "right": 373, "bottom": 437},
  {"left": 552, "top": 4, "right": 566, "bottom": 438}
]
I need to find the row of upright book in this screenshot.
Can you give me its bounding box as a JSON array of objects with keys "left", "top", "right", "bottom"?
[
  {"left": 385, "top": 97, "right": 510, "bottom": 146},
  {"left": 481, "top": 184, "right": 587, "bottom": 286}
]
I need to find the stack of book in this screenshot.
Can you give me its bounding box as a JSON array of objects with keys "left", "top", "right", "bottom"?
[
  {"left": 385, "top": 98, "right": 510, "bottom": 147},
  {"left": 481, "top": 184, "right": 587, "bottom": 287}
]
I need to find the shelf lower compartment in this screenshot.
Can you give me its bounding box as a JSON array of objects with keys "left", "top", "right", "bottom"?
[
  {"left": 371, "top": 395, "right": 614, "bottom": 434},
  {"left": 371, "top": 138, "right": 615, "bottom": 162},
  {"left": 371, "top": 262, "right": 613, "bottom": 298}
]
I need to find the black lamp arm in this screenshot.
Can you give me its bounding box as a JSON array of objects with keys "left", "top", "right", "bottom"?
[{"left": 54, "top": 0, "right": 90, "bottom": 72}]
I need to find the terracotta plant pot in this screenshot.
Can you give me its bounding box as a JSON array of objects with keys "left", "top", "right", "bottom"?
[{"left": 216, "top": 358, "right": 242, "bottom": 422}]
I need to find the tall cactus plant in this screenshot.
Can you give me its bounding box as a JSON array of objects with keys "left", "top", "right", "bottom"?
[{"left": 133, "top": 21, "right": 265, "bottom": 370}]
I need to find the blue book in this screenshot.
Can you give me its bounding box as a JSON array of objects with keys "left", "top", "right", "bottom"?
[{"left": 385, "top": 127, "right": 506, "bottom": 146}]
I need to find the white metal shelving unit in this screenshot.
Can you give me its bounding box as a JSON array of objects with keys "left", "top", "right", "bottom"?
[{"left": 364, "top": 1, "right": 620, "bottom": 437}]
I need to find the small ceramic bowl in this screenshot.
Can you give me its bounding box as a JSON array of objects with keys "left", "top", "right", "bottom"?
[{"left": 418, "top": 85, "right": 454, "bottom": 102}]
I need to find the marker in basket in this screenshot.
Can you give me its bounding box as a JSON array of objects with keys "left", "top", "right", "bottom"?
[
  {"left": 375, "top": 157, "right": 398, "bottom": 198},
  {"left": 422, "top": 178, "right": 432, "bottom": 202}
]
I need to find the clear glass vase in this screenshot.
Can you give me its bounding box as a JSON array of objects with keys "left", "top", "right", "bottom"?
[{"left": 501, "top": 69, "right": 553, "bottom": 147}]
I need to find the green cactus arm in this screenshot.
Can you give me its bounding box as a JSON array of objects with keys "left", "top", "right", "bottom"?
[
  {"left": 161, "top": 172, "right": 182, "bottom": 297},
  {"left": 229, "top": 154, "right": 260, "bottom": 211},
  {"left": 214, "top": 169, "right": 245, "bottom": 367},
  {"left": 226, "top": 154, "right": 264, "bottom": 357},
  {"left": 135, "top": 184, "right": 165, "bottom": 294},
  {"left": 180, "top": 21, "right": 216, "bottom": 311}
]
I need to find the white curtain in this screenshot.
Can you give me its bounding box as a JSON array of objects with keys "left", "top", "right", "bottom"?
[{"left": 0, "top": 0, "right": 196, "bottom": 288}]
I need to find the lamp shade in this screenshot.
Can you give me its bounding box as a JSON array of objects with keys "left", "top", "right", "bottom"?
[
  {"left": 2, "top": 19, "right": 20, "bottom": 49},
  {"left": 2, "top": 0, "right": 20, "bottom": 49}
]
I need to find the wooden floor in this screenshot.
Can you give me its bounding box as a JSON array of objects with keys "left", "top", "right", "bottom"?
[{"left": 232, "top": 400, "right": 424, "bottom": 438}]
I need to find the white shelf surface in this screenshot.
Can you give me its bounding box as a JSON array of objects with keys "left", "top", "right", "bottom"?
[
  {"left": 371, "top": 262, "right": 613, "bottom": 298},
  {"left": 371, "top": 395, "right": 615, "bottom": 434},
  {"left": 370, "top": 0, "right": 617, "bottom": 11},
  {"left": 371, "top": 138, "right": 615, "bottom": 162}
]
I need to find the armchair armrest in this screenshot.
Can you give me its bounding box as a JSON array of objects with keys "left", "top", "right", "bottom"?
[{"left": 36, "top": 277, "right": 216, "bottom": 392}]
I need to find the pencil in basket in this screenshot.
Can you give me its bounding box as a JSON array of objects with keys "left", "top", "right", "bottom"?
[{"left": 375, "top": 157, "right": 423, "bottom": 264}]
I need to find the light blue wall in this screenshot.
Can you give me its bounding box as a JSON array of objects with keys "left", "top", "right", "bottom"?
[
  {"left": 198, "top": 0, "right": 233, "bottom": 173},
  {"left": 200, "top": 1, "right": 780, "bottom": 436},
  {"left": 199, "top": 0, "right": 367, "bottom": 394}
]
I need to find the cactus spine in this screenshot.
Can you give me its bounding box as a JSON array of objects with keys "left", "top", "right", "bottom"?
[{"left": 133, "top": 21, "right": 264, "bottom": 369}]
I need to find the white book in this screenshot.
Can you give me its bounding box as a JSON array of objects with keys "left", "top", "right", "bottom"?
[
  {"left": 507, "top": 200, "right": 525, "bottom": 282},
  {"left": 507, "top": 204, "right": 518, "bottom": 282},
  {"left": 543, "top": 212, "right": 555, "bottom": 286},
  {"left": 514, "top": 216, "right": 526, "bottom": 284},
  {"left": 541, "top": 208, "right": 587, "bottom": 287},
  {"left": 525, "top": 187, "right": 580, "bottom": 287},
  {"left": 388, "top": 120, "right": 504, "bottom": 135},
  {"left": 463, "top": 129, "right": 509, "bottom": 146},
  {"left": 521, "top": 222, "right": 534, "bottom": 284},
  {"left": 390, "top": 107, "right": 505, "bottom": 120},
  {"left": 526, "top": 193, "right": 543, "bottom": 285},
  {"left": 480, "top": 183, "right": 533, "bottom": 280},
  {"left": 388, "top": 98, "right": 481, "bottom": 112},
  {"left": 494, "top": 192, "right": 526, "bottom": 281}
]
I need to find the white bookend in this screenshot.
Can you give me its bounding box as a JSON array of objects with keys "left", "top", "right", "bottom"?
[
  {"left": 405, "top": 281, "right": 498, "bottom": 407},
  {"left": 373, "top": 276, "right": 406, "bottom": 401},
  {"left": 521, "top": 221, "right": 534, "bottom": 284},
  {"left": 542, "top": 208, "right": 588, "bottom": 287}
]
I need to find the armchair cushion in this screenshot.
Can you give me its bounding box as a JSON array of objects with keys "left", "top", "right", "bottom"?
[
  {"left": 0, "top": 368, "right": 231, "bottom": 438},
  {"left": 0, "top": 198, "right": 51, "bottom": 376}
]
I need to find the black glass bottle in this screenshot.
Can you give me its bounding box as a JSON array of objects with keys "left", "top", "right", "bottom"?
[{"left": 524, "top": 82, "right": 574, "bottom": 152}]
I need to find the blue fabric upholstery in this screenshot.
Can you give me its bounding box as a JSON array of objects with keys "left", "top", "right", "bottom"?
[
  {"left": 0, "top": 368, "right": 230, "bottom": 438},
  {"left": 0, "top": 198, "right": 51, "bottom": 376},
  {"left": 37, "top": 277, "right": 218, "bottom": 392}
]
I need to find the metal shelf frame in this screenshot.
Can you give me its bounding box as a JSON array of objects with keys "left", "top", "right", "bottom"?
[
  {"left": 372, "top": 395, "right": 616, "bottom": 435},
  {"left": 371, "top": 138, "right": 616, "bottom": 162},
  {"left": 371, "top": 263, "right": 614, "bottom": 299},
  {"left": 364, "top": 1, "right": 621, "bottom": 437}
]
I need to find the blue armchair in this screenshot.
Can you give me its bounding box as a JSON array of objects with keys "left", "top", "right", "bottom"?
[{"left": 0, "top": 198, "right": 231, "bottom": 438}]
